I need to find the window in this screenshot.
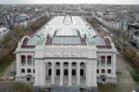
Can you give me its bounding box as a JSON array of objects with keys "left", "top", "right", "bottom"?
[
  {"left": 97, "top": 76, "right": 99, "bottom": 79},
  {"left": 64, "top": 69, "right": 68, "bottom": 76},
  {"left": 102, "top": 78, "right": 106, "bottom": 82},
  {"left": 80, "top": 69, "right": 84, "bottom": 76},
  {"left": 101, "top": 56, "right": 105, "bottom": 65},
  {"left": 80, "top": 62, "right": 84, "bottom": 66},
  {"left": 48, "top": 69, "right": 51, "bottom": 76},
  {"left": 64, "top": 62, "right": 68, "bottom": 66},
  {"left": 97, "top": 61, "right": 99, "bottom": 65},
  {"left": 21, "top": 55, "right": 26, "bottom": 65},
  {"left": 107, "top": 69, "right": 111, "bottom": 74},
  {"left": 101, "top": 69, "right": 105, "bottom": 74},
  {"left": 72, "top": 62, "right": 76, "bottom": 66},
  {"left": 21, "top": 69, "right": 25, "bottom": 73},
  {"left": 33, "top": 69, "right": 35, "bottom": 73},
  {"left": 27, "top": 55, "right": 32, "bottom": 65},
  {"left": 27, "top": 69, "right": 31, "bottom": 73},
  {"left": 27, "top": 78, "right": 30, "bottom": 81},
  {"left": 107, "top": 56, "right": 111, "bottom": 65},
  {"left": 56, "top": 69, "right": 60, "bottom": 76},
  {"left": 33, "top": 61, "right": 35, "bottom": 66},
  {"left": 72, "top": 69, "right": 76, "bottom": 76},
  {"left": 48, "top": 62, "right": 51, "bottom": 66},
  {"left": 97, "top": 69, "right": 99, "bottom": 74},
  {"left": 56, "top": 62, "right": 60, "bottom": 66}
]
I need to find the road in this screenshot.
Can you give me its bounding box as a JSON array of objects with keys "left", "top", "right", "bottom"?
[{"left": 116, "top": 54, "right": 139, "bottom": 91}]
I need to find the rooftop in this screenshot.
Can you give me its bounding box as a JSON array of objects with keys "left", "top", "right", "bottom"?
[{"left": 21, "top": 16, "right": 111, "bottom": 49}]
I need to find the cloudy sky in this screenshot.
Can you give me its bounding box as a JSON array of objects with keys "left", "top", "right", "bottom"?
[{"left": 0, "top": 0, "right": 139, "bottom": 4}]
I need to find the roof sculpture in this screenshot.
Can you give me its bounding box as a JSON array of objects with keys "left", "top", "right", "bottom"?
[
  {"left": 36, "top": 31, "right": 46, "bottom": 45},
  {"left": 87, "top": 30, "right": 96, "bottom": 45}
]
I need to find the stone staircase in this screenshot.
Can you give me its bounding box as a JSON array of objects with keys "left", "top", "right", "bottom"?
[{"left": 51, "top": 84, "right": 80, "bottom": 92}]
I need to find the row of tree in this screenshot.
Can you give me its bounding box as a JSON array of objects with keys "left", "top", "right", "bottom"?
[
  {"left": 0, "top": 15, "right": 50, "bottom": 63},
  {"left": 87, "top": 17, "right": 139, "bottom": 72}
]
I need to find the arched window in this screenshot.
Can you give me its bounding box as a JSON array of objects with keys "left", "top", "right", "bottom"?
[
  {"left": 101, "top": 56, "right": 105, "bottom": 65},
  {"left": 107, "top": 56, "right": 111, "bottom": 65},
  {"left": 21, "top": 69, "right": 25, "bottom": 73},
  {"left": 21, "top": 55, "right": 26, "bottom": 65},
  {"left": 56, "top": 69, "right": 60, "bottom": 76},
  {"left": 80, "top": 69, "right": 84, "bottom": 76},
  {"left": 72, "top": 69, "right": 76, "bottom": 76},
  {"left": 27, "top": 69, "right": 31, "bottom": 73},
  {"left": 101, "top": 69, "right": 105, "bottom": 74},
  {"left": 107, "top": 69, "right": 111, "bottom": 74},
  {"left": 48, "top": 69, "right": 51, "bottom": 76},
  {"left": 64, "top": 69, "right": 68, "bottom": 76},
  {"left": 27, "top": 55, "right": 32, "bottom": 65}
]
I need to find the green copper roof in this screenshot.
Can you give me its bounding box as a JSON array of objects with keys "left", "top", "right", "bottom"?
[
  {"left": 36, "top": 31, "right": 46, "bottom": 45},
  {"left": 87, "top": 30, "right": 96, "bottom": 45}
]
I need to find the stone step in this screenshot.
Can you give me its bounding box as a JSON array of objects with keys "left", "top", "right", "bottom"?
[{"left": 51, "top": 86, "right": 80, "bottom": 92}]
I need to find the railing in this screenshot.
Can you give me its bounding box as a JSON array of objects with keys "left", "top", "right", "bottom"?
[
  {"left": 21, "top": 60, "right": 26, "bottom": 66},
  {"left": 27, "top": 60, "right": 32, "bottom": 66}
]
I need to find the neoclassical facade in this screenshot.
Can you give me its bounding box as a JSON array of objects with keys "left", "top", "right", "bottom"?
[{"left": 15, "top": 16, "right": 117, "bottom": 89}]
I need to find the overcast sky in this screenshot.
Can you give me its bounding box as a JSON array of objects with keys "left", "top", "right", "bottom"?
[{"left": 0, "top": 0, "right": 139, "bottom": 4}]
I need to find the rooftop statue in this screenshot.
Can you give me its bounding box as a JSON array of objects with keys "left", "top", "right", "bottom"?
[
  {"left": 36, "top": 31, "right": 46, "bottom": 45},
  {"left": 87, "top": 31, "right": 96, "bottom": 45}
]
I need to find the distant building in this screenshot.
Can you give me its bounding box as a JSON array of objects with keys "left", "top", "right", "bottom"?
[
  {"left": 135, "top": 13, "right": 139, "bottom": 22},
  {"left": 0, "top": 27, "right": 9, "bottom": 40},
  {"left": 128, "top": 25, "right": 139, "bottom": 48},
  {"left": 109, "top": 12, "right": 116, "bottom": 20}
]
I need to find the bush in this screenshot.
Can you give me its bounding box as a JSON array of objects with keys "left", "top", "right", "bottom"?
[{"left": 129, "top": 70, "right": 139, "bottom": 82}]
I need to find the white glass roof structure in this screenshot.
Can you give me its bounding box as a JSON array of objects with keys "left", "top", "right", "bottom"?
[
  {"left": 56, "top": 29, "right": 78, "bottom": 36},
  {"left": 25, "top": 16, "right": 107, "bottom": 46}
]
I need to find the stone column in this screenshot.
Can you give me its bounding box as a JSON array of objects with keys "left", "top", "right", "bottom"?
[
  {"left": 105, "top": 55, "right": 107, "bottom": 66},
  {"left": 34, "top": 61, "right": 46, "bottom": 86},
  {"left": 77, "top": 62, "right": 80, "bottom": 85},
  {"left": 60, "top": 62, "right": 63, "bottom": 86},
  {"left": 86, "top": 61, "right": 97, "bottom": 87},
  {"left": 34, "top": 61, "right": 39, "bottom": 86},
  {"left": 112, "top": 54, "right": 116, "bottom": 77},
  {"left": 39, "top": 61, "right": 46, "bottom": 86},
  {"left": 51, "top": 62, "right": 55, "bottom": 84},
  {"left": 16, "top": 54, "right": 20, "bottom": 77},
  {"left": 68, "top": 62, "right": 72, "bottom": 86},
  {"left": 98, "top": 56, "right": 101, "bottom": 66},
  {"left": 25, "top": 55, "right": 27, "bottom": 75}
]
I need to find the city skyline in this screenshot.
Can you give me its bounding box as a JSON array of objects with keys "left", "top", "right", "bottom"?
[{"left": 0, "top": 0, "right": 139, "bottom": 4}]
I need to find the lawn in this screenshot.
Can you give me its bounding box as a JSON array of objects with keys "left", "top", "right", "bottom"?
[
  {"left": 0, "top": 56, "right": 15, "bottom": 76},
  {"left": 98, "top": 83, "right": 118, "bottom": 92},
  {"left": 0, "top": 82, "right": 33, "bottom": 92}
]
